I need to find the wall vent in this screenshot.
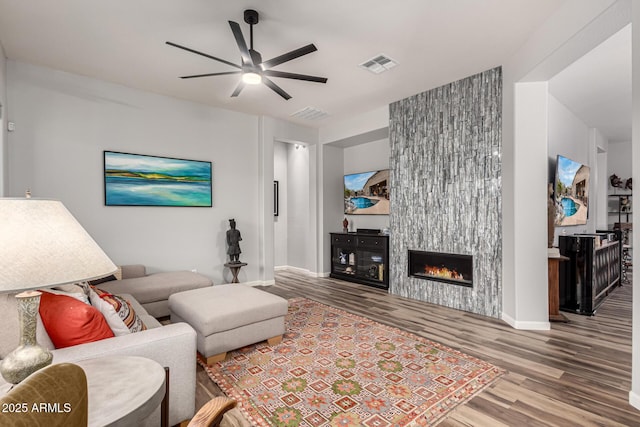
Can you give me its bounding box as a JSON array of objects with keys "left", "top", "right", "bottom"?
[
  {"left": 359, "top": 54, "right": 398, "bottom": 74},
  {"left": 290, "top": 106, "right": 329, "bottom": 120}
]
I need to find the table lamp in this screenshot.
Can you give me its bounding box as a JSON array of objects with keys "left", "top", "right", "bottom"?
[{"left": 0, "top": 196, "right": 117, "bottom": 384}]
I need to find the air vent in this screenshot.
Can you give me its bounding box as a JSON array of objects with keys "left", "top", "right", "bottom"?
[
  {"left": 290, "top": 106, "right": 329, "bottom": 120},
  {"left": 359, "top": 54, "right": 398, "bottom": 74}
]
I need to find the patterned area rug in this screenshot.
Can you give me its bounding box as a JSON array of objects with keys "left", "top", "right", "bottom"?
[{"left": 201, "top": 298, "right": 504, "bottom": 427}]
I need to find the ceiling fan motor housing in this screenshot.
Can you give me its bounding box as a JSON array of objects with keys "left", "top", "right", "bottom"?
[{"left": 244, "top": 9, "right": 259, "bottom": 25}]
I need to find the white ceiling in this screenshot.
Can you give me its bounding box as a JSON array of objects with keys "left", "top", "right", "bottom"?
[
  {"left": 549, "top": 24, "right": 632, "bottom": 143},
  {"left": 0, "top": 0, "right": 567, "bottom": 129}
]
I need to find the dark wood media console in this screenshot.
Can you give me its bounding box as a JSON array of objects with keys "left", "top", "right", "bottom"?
[
  {"left": 330, "top": 232, "right": 389, "bottom": 289},
  {"left": 559, "top": 233, "right": 621, "bottom": 315}
]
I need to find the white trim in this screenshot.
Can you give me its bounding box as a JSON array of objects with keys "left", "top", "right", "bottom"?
[
  {"left": 231, "top": 280, "right": 274, "bottom": 287},
  {"left": 629, "top": 390, "right": 640, "bottom": 410},
  {"left": 273, "top": 265, "right": 330, "bottom": 278},
  {"left": 275, "top": 265, "right": 309, "bottom": 275},
  {"left": 502, "top": 312, "right": 550, "bottom": 330}
]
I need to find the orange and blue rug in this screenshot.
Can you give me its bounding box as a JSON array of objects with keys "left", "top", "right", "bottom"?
[{"left": 202, "top": 298, "right": 504, "bottom": 426}]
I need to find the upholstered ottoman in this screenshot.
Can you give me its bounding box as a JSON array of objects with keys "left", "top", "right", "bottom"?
[{"left": 168, "top": 284, "right": 288, "bottom": 364}]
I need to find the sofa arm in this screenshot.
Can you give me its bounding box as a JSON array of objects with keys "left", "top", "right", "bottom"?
[
  {"left": 50, "top": 323, "right": 196, "bottom": 426},
  {"left": 120, "top": 264, "right": 147, "bottom": 279}
]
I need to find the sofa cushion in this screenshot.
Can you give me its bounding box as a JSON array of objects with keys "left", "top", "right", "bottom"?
[
  {"left": 98, "top": 271, "right": 212, "bottom": 305},
  {"left": 120, "top": 264, "right": 146, "bottom": 279},
  {"left": 88, "top": 288, "right": 131, "bottom": 336},
  {"left": 46, "top": 287, "right": 90, "bottom": 304},
  {"left": 53, "top": 284, "right": 91, "bottom": 304},
  {"left": 92, "top": 287, "right": 147, "bottom": 333},
  {"left": 39, "top": 291, "right": 114, "bottom": 348}
]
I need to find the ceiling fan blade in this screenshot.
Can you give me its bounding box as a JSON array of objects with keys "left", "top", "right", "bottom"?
[
  {"left": 166, "top": 41, "right": 241, "bottom": 69},
  {"left": 231, "top": 81, "right": 246, "bottom": 97},
  {"left": 180, "top": 71, "right": 242, "bottom": 79},
  {"left": 262, "top": 77, "right": 291, "bottom": 100},
  {"left": 263, "top": 70, "right": 327, "bottom": 83},
  {"left": 228, "top": 21, "right": 253, "bottom": 66},
  {"left": 261, "top": 44, "right": 317, "bottom": 69}
]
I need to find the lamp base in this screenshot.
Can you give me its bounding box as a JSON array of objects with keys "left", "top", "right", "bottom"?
[
  {"left": 0, "top": 291, "right": 53, "bottom": 384},
  {"left": 0, "top": 344, "right": 53, "bottom": 384}
]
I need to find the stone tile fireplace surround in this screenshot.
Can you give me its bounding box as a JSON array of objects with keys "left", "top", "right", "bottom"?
[{"left": 389, "top": 67, "right": 502, "bottom": 318}]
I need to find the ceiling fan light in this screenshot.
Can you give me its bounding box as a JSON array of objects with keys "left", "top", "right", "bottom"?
[{"left": 242, "top": 72, "right": 262, "bottom": 85}]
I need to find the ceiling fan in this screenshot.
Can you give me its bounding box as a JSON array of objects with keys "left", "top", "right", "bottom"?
[{"left": 166, "top": 9, "right": 327, "bottom": 100}]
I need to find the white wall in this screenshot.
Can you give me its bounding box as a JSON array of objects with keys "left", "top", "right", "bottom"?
[
  {"left": 593, "top": 130, "right": 609, "bottom": 231},
  {"left": 319, "top": 106, "right": 388, "bottom": 145},
  {"left": 322, "top": 144, "right": 344, "bottom": 274},
  {"left": 548, "top": 95, "right": 591, "bottom": 169},
  {"left": 608, "top": 140, "right": 633, "bottom": 178},
  {"left": 273, "top": 141, "right": 288, "bottom": 267},
  {"left": 6, "top": 61, "right": 260, "bottom": 284},
  {"left": 286, "top": 143, "right": 309, "bottom": 269},
  {"left": 0, "top": 42, "right": 6, "bottom": 196},
  {"left": 547, "top": 94, "right": 594, "bottom": 242},
  {"left": 506, "top": 81, "right": 550, "bottom": 330}
]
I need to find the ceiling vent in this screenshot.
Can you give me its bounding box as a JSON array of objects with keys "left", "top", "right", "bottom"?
[
  {"left": 290, "top": 106, "right": 329, "bottom": 120},
  {"left": 359, "top": 54, "right": 398, "bottom": 74}
]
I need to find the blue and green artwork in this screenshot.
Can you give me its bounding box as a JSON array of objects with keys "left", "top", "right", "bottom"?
[{"left": 104, "top": 151, "right": 212, "bottom": 207}]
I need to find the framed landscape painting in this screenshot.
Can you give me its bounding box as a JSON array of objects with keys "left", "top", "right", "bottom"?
[{"left": 104, "top": 151, "right": 212, "bottom": 207}]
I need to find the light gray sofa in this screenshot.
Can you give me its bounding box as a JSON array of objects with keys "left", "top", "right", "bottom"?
[
  {"left": 98, "top": 264, "right": 213, "bottom": 318},
  {"left": 0, "top": 291, "right": 197, "bottom": 427}
]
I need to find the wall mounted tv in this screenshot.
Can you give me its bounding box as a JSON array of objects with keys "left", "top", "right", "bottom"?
[
  {"left": 554, "top": 155, "right": 590, "bottom": 226},
  {"left": 344, "top": 169, "right": 390, "bottom": 215}
]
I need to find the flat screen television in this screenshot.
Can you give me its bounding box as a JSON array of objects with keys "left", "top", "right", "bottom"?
[
  {"left": 344, "top": 169, "right": 390, "bottom": 215},
  {"left": 554, "top": 155, "right": 590, "bottom": 226}
]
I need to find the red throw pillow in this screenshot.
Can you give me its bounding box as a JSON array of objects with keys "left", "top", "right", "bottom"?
[{"left": 39, "top": 290, "right": 114, "bottom": 348}]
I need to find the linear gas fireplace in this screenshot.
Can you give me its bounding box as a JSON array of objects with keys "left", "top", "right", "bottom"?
[{"left": 408, "top": 250, "right": 473, "bottom": 287}]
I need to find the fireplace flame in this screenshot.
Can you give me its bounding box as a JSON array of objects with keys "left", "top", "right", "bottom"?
[{"left": 424, "top": 265, "right": 464, "bottom": 280}]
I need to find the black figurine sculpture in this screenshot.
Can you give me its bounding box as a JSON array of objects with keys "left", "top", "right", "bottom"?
[{"left": 226, "top": 219, "right": 242, "bottom": 264}]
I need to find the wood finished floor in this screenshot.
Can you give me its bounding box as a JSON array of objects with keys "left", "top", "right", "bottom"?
[{"left": 195, "top": 270, "right": 638, "bottom": 426}]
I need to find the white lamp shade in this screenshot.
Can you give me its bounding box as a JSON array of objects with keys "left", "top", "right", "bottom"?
[{"left": 0, "top": 198, "right": 117, "bottom": 292}]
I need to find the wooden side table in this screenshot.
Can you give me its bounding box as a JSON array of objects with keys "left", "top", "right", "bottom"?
[
  {"left": 548, "top": 255, "right": 570, "bottom": 322},
  {"left": 224, "top": 262, "right": 247, "bottom": 283}
]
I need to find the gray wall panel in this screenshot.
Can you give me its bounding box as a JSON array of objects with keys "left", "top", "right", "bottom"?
[{"left": 389, "top": 67, "right": 502, "bottom": 318}]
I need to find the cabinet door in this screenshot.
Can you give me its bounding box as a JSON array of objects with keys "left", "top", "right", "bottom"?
[
  {"left": 356, "top": 248, "right": 386, "bottom": 282},
  {"left": 331, "top": 235, "right": 356, "bottom": 276}
]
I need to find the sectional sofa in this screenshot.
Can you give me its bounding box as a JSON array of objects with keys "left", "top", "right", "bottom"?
[{"left": 0, "top": 267, "right": 213, "bottom": 426}]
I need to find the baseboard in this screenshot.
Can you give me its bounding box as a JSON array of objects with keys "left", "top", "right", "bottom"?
[
  {"left": 629, "top": 390, "right": 640, "bottom": 410},
  {"left": 274, "top": 266, "right": 330, "bottom": 278},
  {"left": 239, "top": 280, "right": 275, "bottom": 287},
  {"left": 275, "top": 265, "right": 311, "bottom": 275},
  {"left": 501, "top": 312, "right": 550, "bottom": 330}
]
